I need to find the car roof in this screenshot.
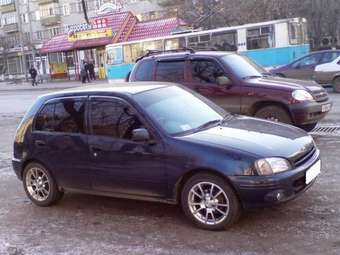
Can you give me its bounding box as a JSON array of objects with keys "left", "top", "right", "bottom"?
[
  {"left": 309, "top": 49, "right": 340, "bottom": 54},
  {"left": 40, "top": 82, "right": 175, "bottom": 100},
  {"left": 141, "top": 51, "right": 234, "bottom": 61}
]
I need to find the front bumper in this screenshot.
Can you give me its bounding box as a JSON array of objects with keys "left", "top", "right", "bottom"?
[
  {"left": 289, "top": 100, "right": 332, "bottom": 125},
  {"left": 229, "top": 149, "right": 320, "bottom": 209}
]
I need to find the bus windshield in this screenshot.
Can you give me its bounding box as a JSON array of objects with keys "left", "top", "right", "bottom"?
[{"left": 221, "top": 54, "right": 267, "bottom": 79}]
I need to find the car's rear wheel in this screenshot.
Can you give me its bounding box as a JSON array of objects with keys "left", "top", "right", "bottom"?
[
  {"left": 254, "top": 105, "right": 292, "bottom": 124},
  {"left": 333, "top": 77, "right": 340, "bottom": 93},
  {"left": 181, "top": 173, "right": 241, "bottom": 230},
  {"left": 23, "top": 162, "right": 63, "bottom": 207}
]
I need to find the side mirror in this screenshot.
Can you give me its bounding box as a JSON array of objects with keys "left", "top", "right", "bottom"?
[
  {"left": 216, "top": 76, "right": 232, "bottom": 88},
  {"left": 132, "top": 128, "right": 150, "bottom": 142}
]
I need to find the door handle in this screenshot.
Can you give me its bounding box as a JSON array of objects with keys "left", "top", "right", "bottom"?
[
  {"left": 35, "top": 140, "right": 46, "bottom": 148},
  {"left": 90, "top": 146, "right": 103, "bottom": 157}
]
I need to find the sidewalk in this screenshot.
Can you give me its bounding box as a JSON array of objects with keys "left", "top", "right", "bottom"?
[{"left": 0, "top": 79, "right": 111, "bottom": 92}]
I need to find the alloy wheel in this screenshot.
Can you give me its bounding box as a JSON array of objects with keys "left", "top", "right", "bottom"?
[{"left": 25, "top": 167, "right": 50, "bottom": 202}]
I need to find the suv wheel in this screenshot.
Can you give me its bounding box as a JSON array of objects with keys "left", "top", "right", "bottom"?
[
  {"left": 333, "top": 77, "right": 340, "bottom": 93},
  {"left": 181, "top": 174, "right": 241, "bottom": 230},
  {"left": 254, "top": 105, "right": 292, "bottom": 124},
  {"left": 23, "top": 162, "right": 63, "bottom": 206}
]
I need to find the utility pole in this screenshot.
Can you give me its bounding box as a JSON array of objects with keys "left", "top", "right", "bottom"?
[{"left": 15, "top": 0, "right": 28, "bottom": 81}]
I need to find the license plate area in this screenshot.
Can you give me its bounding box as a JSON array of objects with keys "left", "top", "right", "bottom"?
[
  {"left": 321, "top": 104, "right": 331, "bottom": 112},
  {"left": 305, "top": 160, "right": 321, "bottom": 184}
]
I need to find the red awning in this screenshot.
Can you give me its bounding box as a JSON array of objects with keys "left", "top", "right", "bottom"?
[
  {"left": 40, "top": 12, "right": 131, "bottom": 53},
  {"left": 127, "top": 17, "right": 186, "bottom": 41},
  {"left": 40, "top": 34, "right": 74, "bottom": 54}
]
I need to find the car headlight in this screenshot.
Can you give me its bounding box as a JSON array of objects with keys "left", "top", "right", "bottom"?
[
  {"left": 254, "top": 157, "right": 291, "bottom": 175},
  {"left": 292, "top": 90, "right": 314, "bottom": 101}
]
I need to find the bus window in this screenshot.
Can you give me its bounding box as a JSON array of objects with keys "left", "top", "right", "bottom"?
[
  {"left": 246, "top": 26, "right": 274, "bottom": 50},
  {"left": 165, "top": 37, "right": 186, "bottom": 50},
  {"left": 106, "top": 47, "right": 123, "bottom": 65},
  {"left": 289, "top": 22, "right": 309, "bottom": 45},
  {"left": 210, "top": 31, "right": 237, "bottom": 51},
  {"left": 188, "top": 36, "right": 199, "bottom": 47},
  {"left": 142, "top": 40, "right": 163, "bottom": 53},
  {"left": 123, "top": 43, "right": 143, "bottom": 63}
]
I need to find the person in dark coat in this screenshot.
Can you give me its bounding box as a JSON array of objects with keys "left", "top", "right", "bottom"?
[
  {"left": 88, "top": 60, "right": 95, "bottom": 80},
  {"left": 84, "top": 61, "right": 90, "bottom": 82},
  {"left": 80, "top": 61, "right": 87, "bottom": 84},
  {"left": 29, "top": 66, "right": 38, "bottom": 86}
]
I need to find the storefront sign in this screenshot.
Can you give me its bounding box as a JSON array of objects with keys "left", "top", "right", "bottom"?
[{"left": 68, "top": 28, "right": 114, "bottom": 42}]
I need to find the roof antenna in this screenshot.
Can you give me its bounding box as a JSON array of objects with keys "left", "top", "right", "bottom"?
[{"left": 81, "top": 0, "right": 90, "bottom": 24}]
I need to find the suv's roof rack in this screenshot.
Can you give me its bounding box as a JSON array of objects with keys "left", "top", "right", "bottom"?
[{"left": 136, "top": 47, "right": 195, "bottom": 62}]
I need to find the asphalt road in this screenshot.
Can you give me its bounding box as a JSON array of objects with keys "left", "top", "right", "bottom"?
[{"left": 0, "top": 89, "right": 340, "bottom": 255}]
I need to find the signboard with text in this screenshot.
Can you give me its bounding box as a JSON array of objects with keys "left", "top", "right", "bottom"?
[{"left": 68, "top": 28, "right": 114, "bottom": 42}]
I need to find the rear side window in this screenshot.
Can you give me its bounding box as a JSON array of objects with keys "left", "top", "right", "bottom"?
[
  {"left": 156, "top": 61, "right": 185, "bottom": 82},
  {"left": 34, "top": 99, "right": 85, "bottom": 134},
  {"left": 35, "top": 103, "right": 55, "bottom": 132},
  {"left": 135, "top": 60, "right": 153, "bottom": 81}
]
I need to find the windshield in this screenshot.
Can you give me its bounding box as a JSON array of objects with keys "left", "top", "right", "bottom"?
[
  {"left": 134, "top": 86, "right": 226, "bottom": 135},
  {"left": 221, "top": 54, "right": 267, "bottom": 79}
]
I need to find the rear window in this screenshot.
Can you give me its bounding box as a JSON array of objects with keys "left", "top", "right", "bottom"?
[
  {"left": 156, "top": 61, "right": 185, "bottom": 82},
  {"left": 135, "top": 60, "right": 153, "bottom": 81},
  {"left": 34, "top": 99, "right": 85, "bottom": 134}
]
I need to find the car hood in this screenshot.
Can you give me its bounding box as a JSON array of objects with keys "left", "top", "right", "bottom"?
[
  {"left": 247, "top": 76, "right": 324, "bottom": 93},
  {"left": 178, "top": 116, "right": 314, "bottom": 161}
]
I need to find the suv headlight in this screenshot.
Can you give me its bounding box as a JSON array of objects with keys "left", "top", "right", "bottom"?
[
  {"left": 292, "top": 90, "right": 314, "bottom": 101},
  {"left": 254, "top": 158, "right": 291, "bottom": 175}
]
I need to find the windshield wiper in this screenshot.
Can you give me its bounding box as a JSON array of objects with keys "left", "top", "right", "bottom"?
[
  {"left": 218, "top": 114, "right": 234, "bottom": 126},
  {"left": 242, "top": 75, "right": 262, "bottom": 80},
  {"left": 195, "top": 119, "right": 221, "bottom": 131}
]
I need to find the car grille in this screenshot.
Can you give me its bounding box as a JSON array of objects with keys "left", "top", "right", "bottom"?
[
  {"left": 312, "top": 90, "right": 329, "bottom": 103},
  {"left": 293, "top": 145, "right": 317, "bottom": 168}
]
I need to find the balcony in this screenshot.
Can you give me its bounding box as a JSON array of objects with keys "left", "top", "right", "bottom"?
[
  {"left": 38, "top": 0, "right": 58, "bottom": 5},
  {"left": 40, "top": 15, "right": 61, "bottom": 26},
  {"left": 0, "top": 2, "right": 15, "bottom": 13},
  {"left": 3, "top": 23, "right": 19, "bottom": 33}
]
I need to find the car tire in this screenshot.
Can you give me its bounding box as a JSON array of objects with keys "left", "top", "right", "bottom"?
[
  {"left": 23, "top": 162, "right": 63, "bottom": 207},
  {"left": 181, "top": 173, "right": 241, "bottom": 230},
  {"left": 299, "top": 123, "right": 317, "bottom": 132},
  {"left": 254, "top": 105, "right": 292, "bottom": 124},
  {"left": 333, "top": 77, "right": 340, "bottom": 93}
]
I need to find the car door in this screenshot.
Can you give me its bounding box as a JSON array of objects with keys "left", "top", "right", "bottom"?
[
  {"left": 187, "top": 58, "right": 241, "bottom": 114},
  {"left": 87, "top": 96, "right": 167, "bottom": 198},
  {"left": 32, "top": 97, "right": 91, "bottom": 189},
  {"left": 314, "top": 52, "right": 340, "bottom": 84},
  {"left": 284, "top": 53, "right": 322, "bottom": 80}
]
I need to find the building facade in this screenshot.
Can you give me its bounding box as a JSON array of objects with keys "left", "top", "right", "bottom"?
[{"left": 0, "top": 0, "right": 173, "bottom": 80}]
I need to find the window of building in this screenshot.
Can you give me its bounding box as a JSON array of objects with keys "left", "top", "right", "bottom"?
[
  {"left": 247, "top": 25, "right": 274, "bottom": 50},
  {"left": 35, "top": 10, "right": 41, "bottom": 21},
  {"left": 135, "top": 60, "right": 153, "bottom": 81},
  {"left": 190, "top": 60, "right": 225, "bottom": 84},
  {"left": 156, "top": 61, "right": 185, "bottom": 82},
  {"left": 107, "top": 46, "right": 123, "bottom": 65},
  {"left": 2, "top": 12, "right": 17, "bottom": 25},
  {"left": 20, "top": 13, "right": 29, "bottom": 23},
  {"left": 7, "top": 57, "right": 21, "bottom": 74},
  {"left": 40, "top": 3, "right": 58, "bottom": 17},
  {"left": 0, "top": 0, "right": 12, "bottom": 6},
  {"left": 62, "top": 4, "right": 70, "bottom": 15},
  {"left": 90, "top": 99, "right": 143, "bottom": 140}
]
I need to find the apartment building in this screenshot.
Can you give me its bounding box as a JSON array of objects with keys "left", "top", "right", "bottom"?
[{"left": 0, "top": 0, "right": 170, "bottom": 79}]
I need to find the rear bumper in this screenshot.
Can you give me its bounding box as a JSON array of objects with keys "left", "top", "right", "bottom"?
[
  {"left": 230, "top": 149, "right": 320, "bottom": 209},
  {"left": 12, "top": 158, "right": 23, "bottom": 180},
  {"left": 289, "top": 100, "right": 332, "bottom": 125}
]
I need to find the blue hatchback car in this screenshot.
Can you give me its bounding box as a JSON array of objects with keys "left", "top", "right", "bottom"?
[{"left": 13, "top": 82, "right": 321, "bottom": 230}]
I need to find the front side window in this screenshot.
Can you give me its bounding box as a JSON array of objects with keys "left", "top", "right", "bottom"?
[
  {"left": 319, "top": 52, "right": 340, "bottom": 64},
  {"left": 90, "top": 99, "right": 143, "bottom": 140},
  {"left": 156, "top": 61, "right": 185, "bottom": 82},
  {"left": 190, "top": 60, "right": 225, "bottom": 84},
  {"left": 134, "top": 86, "right": 225, "bottom": 135},
  {"left": 35, "top": 99, "right": 85, "bottom": 133},
  {"left": 292, "top": 54, "right": 322, "bottom": 68}
]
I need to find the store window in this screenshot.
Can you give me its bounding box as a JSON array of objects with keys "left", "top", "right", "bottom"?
[
  {"left": 107, "top": 47, "right": 123, "bottom": 65},
  {"left": 247, "top": 26, "right": 274, "bottom": 50}
]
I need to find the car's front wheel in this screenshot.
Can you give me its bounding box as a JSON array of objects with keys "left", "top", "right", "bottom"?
[
  {"left": 23, "top": 162, "right": 63, "bottom": 206},
  {"left": 254, "top": 105, "right": 292, "bottom": 124},
  {"left": 181, "top": 173, "right": 241, "bottom": 230}
]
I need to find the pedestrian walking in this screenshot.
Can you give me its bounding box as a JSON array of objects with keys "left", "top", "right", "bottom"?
[
  {"left": 88, "top": 60, "right": 96, "bottom": 80},
  {"left": 29, "top": 66, "right": 38, "bottom": 86},
  {"left": 80, "top": 61, "right": 87, "bottom": 84},
  {"left": 84, "top": 61, "right": 90, "bottom": 83}
]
